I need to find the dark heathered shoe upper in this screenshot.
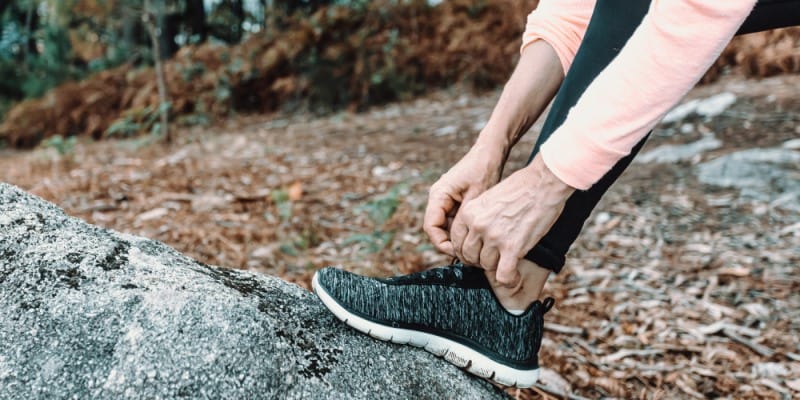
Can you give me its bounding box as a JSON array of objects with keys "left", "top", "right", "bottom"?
[{"left": 315, "top": 264, "right": 553, "bottom": 368}]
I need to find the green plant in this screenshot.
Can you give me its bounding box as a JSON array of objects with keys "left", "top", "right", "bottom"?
[
  {"left": 176, "top": 112, "right": 211, "bottom": 127},
  {"left": 346, "top": 183, "right": 407, "bottom": 254},
  {"left": 357, "top": 183, "right": 407, "bottom": 226},
  {"left": 271, "top": 189, "right": 293, "bottom": 221},
  {"left": 42, "top": 135, "right": 76, "bottom": 155},
  {"left": 342, "top": 231, "right": 394, "bottom": 254},
  {"left": 179, "top": 62, "right": 206, "bottom": 82},
  {"left": 106, "top": 103, "right": 171, "bottom": 138}
]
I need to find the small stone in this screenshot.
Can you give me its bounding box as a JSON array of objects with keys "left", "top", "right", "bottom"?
[
  {"left": 136, "top": 208, "right": 168, "bottom": 222},
  {"left": 371, "top": 166, "right": 390, "bottom": 176},
  {"left": 594, "top": 212, "right": 611, "bottom": 226},
  {"left": 782, "top": 139, "right": 800, "bottom": 150},
  {"left": 662, "top": 92, "right": 736, "bottom": 123},
  {"left": 696, "top": 148, "right": 800, "bottom": 212},
  {"left": 663, "top": 99, "right": 700, "bottom": 124},
  {"left": 636, "top": 135, "right": 721, "bottom": 164},
  {"left": 191, "top": 193, "right": 231, "bottom": 213},
  {"left": 433, "top": 125, "right": 458, "bottom": 136},
  {"left": 250, "top": 245, "right": 277, "bottom": 259},
  {"left": 752, "top": 362, "right": 789, "bottom": 378},
  {"left": 695, "top": 92, "right": 736, "bottom": 118}
]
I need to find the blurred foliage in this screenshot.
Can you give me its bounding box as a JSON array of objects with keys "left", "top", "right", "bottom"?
[
  {"left": 346, "top": 183, "right": 408, "bottom": 254},
  {"left": 1, "top": 0, "right": 543, "bottom": 147},
  {"left": 4, "top": 0, "right": 794, "bottom": 148},
  {"left": 42, "top": 134, "right": 77, "bottom": 155},
  {"left": 0, "top": 0, "right": 335, "bottom": 121}
]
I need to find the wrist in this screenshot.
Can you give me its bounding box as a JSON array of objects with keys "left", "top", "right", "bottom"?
[
  {"left": 524, "top": 154, "right": 576, "bottom": 194},
  {"left": 474, "top": 128, "right": 512, "bottom": 162}
]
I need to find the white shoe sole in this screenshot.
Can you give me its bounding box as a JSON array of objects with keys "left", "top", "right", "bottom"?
[{"left": 311, "top": 272, "right": 540, "bottom": 388}]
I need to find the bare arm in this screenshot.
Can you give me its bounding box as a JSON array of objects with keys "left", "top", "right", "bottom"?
[
  {"left": 473, "top": 40, "right": 565, "bottom": 165},
  {"left": 423, "top": 40, "right": 564, "bottom": 256}
]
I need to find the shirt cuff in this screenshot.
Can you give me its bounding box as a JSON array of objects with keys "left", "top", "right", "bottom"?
[{"left": 540, "top": 127, "right": 629, "bottom": 190}]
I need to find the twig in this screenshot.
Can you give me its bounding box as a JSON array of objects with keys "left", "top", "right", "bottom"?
[
  {"left": 544, "top": 322, "right": 586, "bottom": 336},
  {"left": 786, "top": 352, "right": 800, "bottom": 362},
  {"left": 675, "top": 378, "right": 705, "bottom": 399},
  {"left": 532, "top": 383, "right": 592, "bottom": 400},
  {"left": 143, "top": 0, "right": 171, "bottom": 143},
  {"left": 723, "top": 328, "right": 775, "bottom": 357},
  {"left": 601, "top": 348, "right": 664, "bottom": 364}
]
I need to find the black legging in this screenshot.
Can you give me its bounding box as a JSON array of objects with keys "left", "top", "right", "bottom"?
[{"left": 523, "top": 0, "right": 800, "bottom": 273}]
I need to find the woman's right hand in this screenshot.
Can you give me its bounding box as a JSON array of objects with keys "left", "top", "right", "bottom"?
[{"left": 423, "top": 140, "right": 506, "bottom": 256}]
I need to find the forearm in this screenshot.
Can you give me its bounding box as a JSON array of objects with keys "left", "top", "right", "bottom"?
[
  {"left": 541, "top": 0, "right": 757, "bottom": 190},
  {"left": 475, "top": 40, "right": 564, "bottom": 160}
]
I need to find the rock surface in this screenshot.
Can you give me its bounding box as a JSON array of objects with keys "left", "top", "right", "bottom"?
[
  {"left": 636, "top": 134, "right": 722, "bottom": 164},
  {"left": 696, "top": 148, "right": 800, "bottom": 212},
  {"left": 0, "top": 183, "right": 505, "bottom": 400}
]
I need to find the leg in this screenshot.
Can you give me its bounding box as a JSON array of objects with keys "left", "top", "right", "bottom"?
[
  {"left": 522, "top": 0, "right": 800, "bottom": 277},
  {"left": 490, "top": 0, "right": 652, "bottom": 310},
  {"left": 738, "top": 0, "right": 800, "bottom": 35}
]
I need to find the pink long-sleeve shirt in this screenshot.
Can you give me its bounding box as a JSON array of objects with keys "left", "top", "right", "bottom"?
[{"left": 521, "top": 0, "right": 757, "bottom": 190}]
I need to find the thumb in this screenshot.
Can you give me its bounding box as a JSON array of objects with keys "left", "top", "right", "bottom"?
[
  {"left": 461, "top": 185, "right": 487, "bottom": 205},
  {"left": 496, "top": 252, "right": 521, "bottom": 288}
]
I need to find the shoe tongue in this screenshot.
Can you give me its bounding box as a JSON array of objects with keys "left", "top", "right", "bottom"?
[
  {"left": 381, "top": 264, "right": 492, "bottom": 288},
  {"left": 449, "top": 264, "right": 492, "bottom": 289}
]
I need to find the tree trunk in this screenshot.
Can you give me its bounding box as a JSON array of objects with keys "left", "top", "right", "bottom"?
[
  {"left": 0, "top": 2, "right": 10, "bottom": 19},
  {"left": 184, "top": 0, "right": 207, "bottom": 43},
  {"left": 153, "top": 0, "right": 178, "bottom": 59},
  {"left": 23, "top": 0, "right": 38, "bottom": 67},
  {"left": 143, "top": 0, "right": 171, "bottom": 143},
  {"left": 231, "top": 0, "right": 245, "bottom": 42}
]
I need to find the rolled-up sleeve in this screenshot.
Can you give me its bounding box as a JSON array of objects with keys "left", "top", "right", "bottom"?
[
  {"left": 539, "top": 0, "right": 757, "bottom": 190},
  {"left": 520, "top": 0, "right": 595, "bottom": 74}
]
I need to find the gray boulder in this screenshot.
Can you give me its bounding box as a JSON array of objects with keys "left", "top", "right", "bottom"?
[
  {"left": 696, "top": 148, "right": 800, "bottom": 212},
  {"left": 0, "top": 183, "right": 505, "bottom": 400}
]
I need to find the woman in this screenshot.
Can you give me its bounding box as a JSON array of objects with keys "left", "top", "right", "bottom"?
[{"left": 312, "top": 0, "right": 800, "bottom": 388}]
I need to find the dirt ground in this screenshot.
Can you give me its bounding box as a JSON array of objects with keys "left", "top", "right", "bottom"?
[{"left": 2, "top": 75, "right": 799, "bottom": 399}]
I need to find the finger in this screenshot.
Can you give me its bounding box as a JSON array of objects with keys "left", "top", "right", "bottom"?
[
  {"left": 496, "top": 251, "right": 522, "bottom": 288},
  {"left": 450, "top": 216, "right": 469, "bottom": 261},
  {"left": 479, "top": 245, "right": 500, "bottom": 271},
  {"left": 461, "top": 231, "right": 482, "bottom": 266},
  {"left": 423, "top": 192, "right": 456, "bottom": 255}
]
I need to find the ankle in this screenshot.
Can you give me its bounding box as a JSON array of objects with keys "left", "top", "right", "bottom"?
[{"left": 486, "top": 259, "right": 550, "bottom": 311}]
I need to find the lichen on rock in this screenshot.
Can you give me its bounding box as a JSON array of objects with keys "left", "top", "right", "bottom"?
[{"left": 0, "top": 183, "right": 505, "bottom": 400}]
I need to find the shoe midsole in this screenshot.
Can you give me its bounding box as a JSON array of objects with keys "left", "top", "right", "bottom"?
[{"left": 312, "top": 272, "right": 539, "bottom": 372}]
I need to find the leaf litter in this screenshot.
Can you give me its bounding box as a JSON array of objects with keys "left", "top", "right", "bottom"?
[{"left": 1, "top": 75, "right": 799, "bottom": 399}]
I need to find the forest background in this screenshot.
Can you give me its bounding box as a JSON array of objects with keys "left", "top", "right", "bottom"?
[
  {"left": 0, "top": 0, "right": 797, "bottom": 147},
  {"left": 1, "top": 1, "right": 800, "bottom": 399}
]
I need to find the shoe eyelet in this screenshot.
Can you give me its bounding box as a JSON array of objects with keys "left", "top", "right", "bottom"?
[{"left": 542, "top": 297, "right": 555, "bottom": 313}]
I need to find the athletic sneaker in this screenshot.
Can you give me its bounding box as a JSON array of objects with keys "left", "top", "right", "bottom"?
[{"left": 312, "top": 262, "right": 554, "bottom": 388}]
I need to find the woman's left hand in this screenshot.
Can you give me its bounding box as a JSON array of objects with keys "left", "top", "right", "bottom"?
[{"left": 450, "top": 154, "right": 575, "bottom": 287}]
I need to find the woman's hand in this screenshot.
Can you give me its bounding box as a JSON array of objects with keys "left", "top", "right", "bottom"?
[
  {"left": 449, "top": 154, "right": 575, "bottom": 287},
  {"left": 423, "top": 141, "right": 506, "bottom": 256}
]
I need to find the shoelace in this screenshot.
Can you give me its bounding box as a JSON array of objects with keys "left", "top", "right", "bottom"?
[{"left": 452, "top": 257, "right": 557, "bottom": 314}]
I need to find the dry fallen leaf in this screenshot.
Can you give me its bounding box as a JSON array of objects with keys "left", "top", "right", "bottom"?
[
  {"left": 786, "top": 379, "right": 800, "bottom": 392},
  {"left": 136, "top": 207, "right": 168, "bottom": 222},
  {"left": 3, "top": 72, "right": 800, "bottom": 400},
  {"left": 288, "top": 181, "right": 303, "bottom": 201}
]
